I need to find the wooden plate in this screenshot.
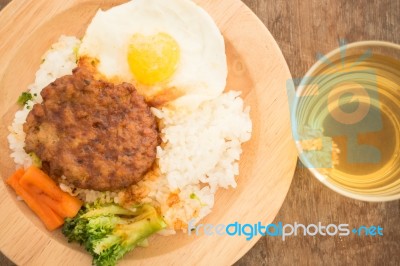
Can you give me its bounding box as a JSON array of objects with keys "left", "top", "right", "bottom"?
[{"left": 0, "top": 0, "right": 297, "bottom": 265}]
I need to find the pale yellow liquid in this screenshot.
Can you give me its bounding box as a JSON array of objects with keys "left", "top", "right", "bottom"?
[{"left": 296, "top": 51, "right": 400, "bottom": 196}]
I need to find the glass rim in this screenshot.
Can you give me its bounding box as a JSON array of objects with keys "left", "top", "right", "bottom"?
[{"left": 292, "top": 40, "right": 400, "bottom": 202}]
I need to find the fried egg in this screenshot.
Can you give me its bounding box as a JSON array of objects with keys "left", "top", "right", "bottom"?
[{"left": 79, "top": 0, "right": 227, "bottom": 108}]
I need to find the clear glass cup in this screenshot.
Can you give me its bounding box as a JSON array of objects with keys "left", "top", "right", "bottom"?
[{"left": 288, "top": 41, "right": 400, "bottom": 202}]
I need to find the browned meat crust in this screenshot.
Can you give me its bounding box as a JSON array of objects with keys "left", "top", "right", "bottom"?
[{"left": 23, "top": 67, "right": 159, "bottom": 191}]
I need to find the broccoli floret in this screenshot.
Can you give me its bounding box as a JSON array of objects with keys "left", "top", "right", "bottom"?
[
  {"left": 190, "top": 193, "right": 198, "bottom": 200},
  {"left": 17, "top": 92, "right": 33, "bottom": 106},
  {"left": 62, "top": 203, "right": 166, "bottom": 266},
  {"left": 28, "top": 152, "right": 42, "bottom": 168}
]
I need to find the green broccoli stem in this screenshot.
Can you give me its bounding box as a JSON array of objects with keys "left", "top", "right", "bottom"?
[
  {"left": 116, "top": 211, "right": 167, "bottom": 247},
  {"left": 81, "top": 204, "right": 138, "bottom": 219}
]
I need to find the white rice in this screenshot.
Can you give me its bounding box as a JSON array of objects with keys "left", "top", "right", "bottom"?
[
  {"left": 8, "top": 36, "right": 252, "bottom": 233},
  {"left": 8, "top": 36, "right": 80, "bottom": 169},
  {"left": 153, "top": 91, "right": 252, "bottom": 192}
]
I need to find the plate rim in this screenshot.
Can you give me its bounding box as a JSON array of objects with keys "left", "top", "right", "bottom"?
[{"left": 0, "top": 0, "right": 297, "bottom": 265}]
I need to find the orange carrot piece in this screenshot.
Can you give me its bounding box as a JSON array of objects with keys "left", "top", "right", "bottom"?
[
  {"left": 19, "top": 166, "right": 63, "bottom": 201},
  {"left": 6, "top": 169, "right": 64, "bottom": 231},
  {"left": 36, "top": 193, "right": 82, "bottom": 218},
  {"left": 19, "top": 166, "right": 82, "bottom": 218},
  {"left": 58, "top": 194, "right": 83, "bottom": 218},
  {"left": 6, "top": 168, "right": 24, "bottom": 185}
]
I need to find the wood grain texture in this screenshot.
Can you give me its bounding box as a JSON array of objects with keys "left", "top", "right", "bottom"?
[
  {"left": 0, "top": 0, "right": 296, "bottom": 265},
  {"left": 1, "top": 0, "right": 399, "bottom": 265},
  {"left": 0, "top": 8, "right": 16, "bottom": 266},
  {"left": 236, "top": 0, "right": 400, "bottom": 265}
]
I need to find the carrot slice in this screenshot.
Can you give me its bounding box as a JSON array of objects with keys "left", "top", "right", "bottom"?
[
  {"left": 6, "top": 168, "right": 24, "bottom": 185},
  {"left": 19, "top": 166, "right": 63, "bottom": 201},
  {"left": 58, "top": 193, "right": 83, "bottom": 218},
  {"left": 36, "top": 193, "right": 82, "bottom": 218},
  {"left": 19, "top": 166, "right": 82, "bottom": 218},
  {"left": 6, "top": 169, "right": 64, "bottom": 231}
]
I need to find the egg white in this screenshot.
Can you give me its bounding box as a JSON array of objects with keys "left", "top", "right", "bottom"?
[{"left": 79, "top": 0, "right": 227, "bottom": 108}]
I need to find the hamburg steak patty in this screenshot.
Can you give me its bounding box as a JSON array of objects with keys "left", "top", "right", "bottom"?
[{"left": 23, "top": 67, "right": 159, "bottom": 191}]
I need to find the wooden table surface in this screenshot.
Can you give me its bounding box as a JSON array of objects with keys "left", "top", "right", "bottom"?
[{"left": 1, "top": 0, "right": 399, "bottom": 265}]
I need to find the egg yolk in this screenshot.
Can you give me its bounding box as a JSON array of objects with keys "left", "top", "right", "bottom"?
[{"left": 127, "top": 33, "right": 180, "bottom": 86}]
